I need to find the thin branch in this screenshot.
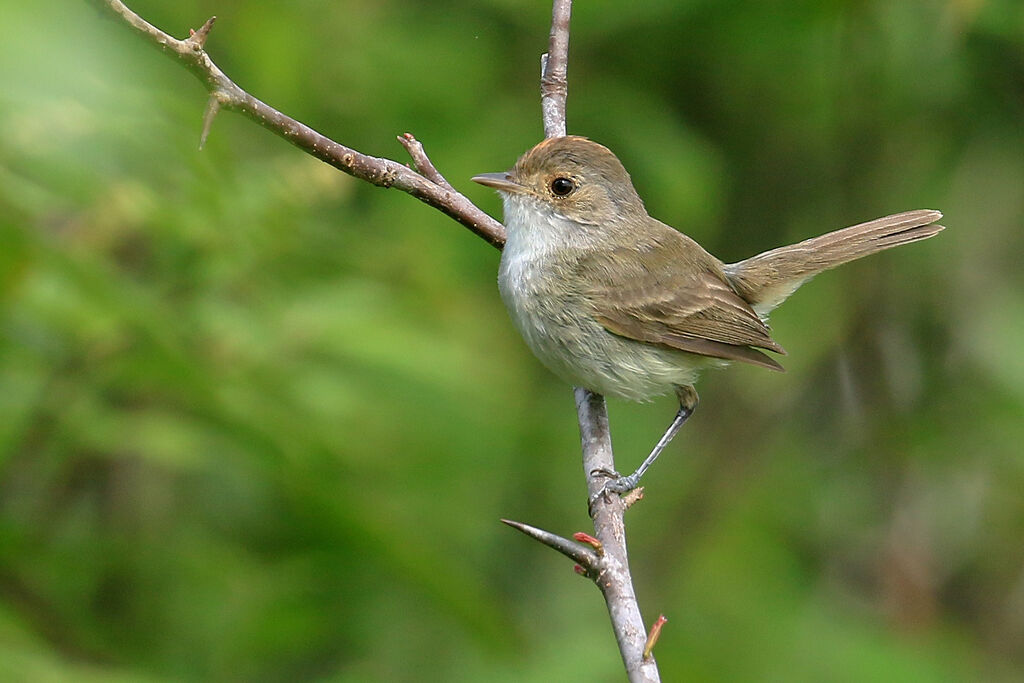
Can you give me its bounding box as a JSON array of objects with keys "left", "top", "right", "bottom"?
[
  {"left": 541, "top": 0, "right": 572, "bottom": 138},
  {"left": 576, "top": 389, "right": 660, "bottom": 682},
  {"left": 88, "top": 0, "right": 506, "bottom": 249}
]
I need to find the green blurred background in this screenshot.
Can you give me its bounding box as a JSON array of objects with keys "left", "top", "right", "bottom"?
[{"left": 2, "top": 0, "right": 1022, "bottom": 680}]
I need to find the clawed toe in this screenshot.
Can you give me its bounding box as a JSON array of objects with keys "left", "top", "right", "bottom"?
[
  {"left": 587, "top": 473, "right": 641, "bottom": 515},
  {"left": 589, "top": 467, "right": 620, "bottom": 480},
  {"left": 602, "top": 474, "right": 639, "bottom": 494}
]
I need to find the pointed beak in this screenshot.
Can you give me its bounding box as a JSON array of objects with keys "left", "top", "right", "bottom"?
[{"left": 471, "top": 172, "right": 525, "bottom": 193}]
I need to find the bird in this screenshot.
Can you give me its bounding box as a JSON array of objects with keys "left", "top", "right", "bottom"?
[{"left": 473, "top": 136, "right": 944, "bottom": 496}]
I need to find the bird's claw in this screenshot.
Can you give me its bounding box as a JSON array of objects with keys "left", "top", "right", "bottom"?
[
  {"left": 589, "top": 466, "right": 620, "bottom": 480},
  {"left": 587, "top": 472, "right": 640, "bottom": 515},
  {"left": 602, "top": 474, "right": 639, "bottom": 494}
]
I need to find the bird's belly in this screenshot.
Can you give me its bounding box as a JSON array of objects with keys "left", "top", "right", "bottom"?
[{"left": 498, "top": 251, "right": 704, "bottom": 401}]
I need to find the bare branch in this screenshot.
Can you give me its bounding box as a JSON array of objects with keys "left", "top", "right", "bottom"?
[
  {"left": 541, "top": 0, "right": 572, "bottom": 138},
  {"left": 576, "top": 388, "right": 660, "bottom": 681},
  {"left": 88, "top": 0, "right": 506, "bottom": 248}
]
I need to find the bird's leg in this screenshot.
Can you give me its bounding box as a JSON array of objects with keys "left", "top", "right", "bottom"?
[{"left": 592, "top": 386, "right": 698, "bottom": 499}]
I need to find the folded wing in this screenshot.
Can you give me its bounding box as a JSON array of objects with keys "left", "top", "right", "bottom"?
[{"left": 580, "top": 234, "right": 787, "bottom": 372}]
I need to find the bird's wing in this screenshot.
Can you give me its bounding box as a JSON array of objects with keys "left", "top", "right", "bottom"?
[{"left": 580, "top": 238, "right": 787, "bottom": 371}]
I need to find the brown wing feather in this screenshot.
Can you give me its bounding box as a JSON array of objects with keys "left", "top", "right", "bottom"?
[{"left": 580, "top": 227, "right": 787, "bottom": 371}]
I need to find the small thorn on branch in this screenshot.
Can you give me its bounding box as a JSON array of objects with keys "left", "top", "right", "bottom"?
[
  {"left": 643, "top": 614, "right": 667, "bottom": 659},
  {"left": 199, "top": 93, "right": 222, "bottom": 149},
  {"left": 188, "top": 16, "right": 217, "bottom": 49},
  {"left": 501, "top": 519, "right": 599, "bottom": 567}
]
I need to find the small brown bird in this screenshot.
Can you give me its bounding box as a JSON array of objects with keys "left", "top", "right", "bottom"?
[{"left": 473, "top": 136, "right": 943, "bottom": 496}]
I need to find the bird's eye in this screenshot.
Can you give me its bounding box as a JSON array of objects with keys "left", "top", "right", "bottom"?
[{"left": 550, "top": 177, "right": 576, "bottom": 196}]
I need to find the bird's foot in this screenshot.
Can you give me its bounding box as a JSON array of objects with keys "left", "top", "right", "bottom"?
[
  {"left": 588, "top": 469, "right": 640, "bottom": 514},
  {"left": 600, "top": 473, "right": 640, "bottom": 494}
]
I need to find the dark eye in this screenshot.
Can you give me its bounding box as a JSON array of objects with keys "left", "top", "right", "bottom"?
[{"left": 550, "top": 177, "right": 576, "bottom": 196}]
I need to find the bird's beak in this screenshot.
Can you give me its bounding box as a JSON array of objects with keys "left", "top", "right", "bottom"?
[{"left": 471, "top": 172, "right": 524, "bottom": 193}]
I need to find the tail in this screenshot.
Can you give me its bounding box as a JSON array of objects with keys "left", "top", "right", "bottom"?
[{"left": 724, "top": 209, "right": 943, "bottom": 316}]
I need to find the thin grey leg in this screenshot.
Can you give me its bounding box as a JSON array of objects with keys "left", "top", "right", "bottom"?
[{"left": 601, "top": 403, "right": 694, "bottom": 494}]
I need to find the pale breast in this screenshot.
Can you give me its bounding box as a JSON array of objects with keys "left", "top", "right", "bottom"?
[{"left": 498, "top": 231, "right": 705, "bottom": 401}]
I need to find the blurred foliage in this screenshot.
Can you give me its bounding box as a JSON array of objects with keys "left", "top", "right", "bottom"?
[{"left": 1, "top": 0, "right": 1022, "bottom": 680}]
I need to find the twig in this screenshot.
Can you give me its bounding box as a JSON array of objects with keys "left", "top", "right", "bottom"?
[
  {"left": 87, "top": 0, "right": 506, "bottom": 249},
  {"left": 576, "top": 388, "right": 660, "bottom": 681},
  {"left": 541, "top": 0, "right": 571, "bottom": 138}
]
